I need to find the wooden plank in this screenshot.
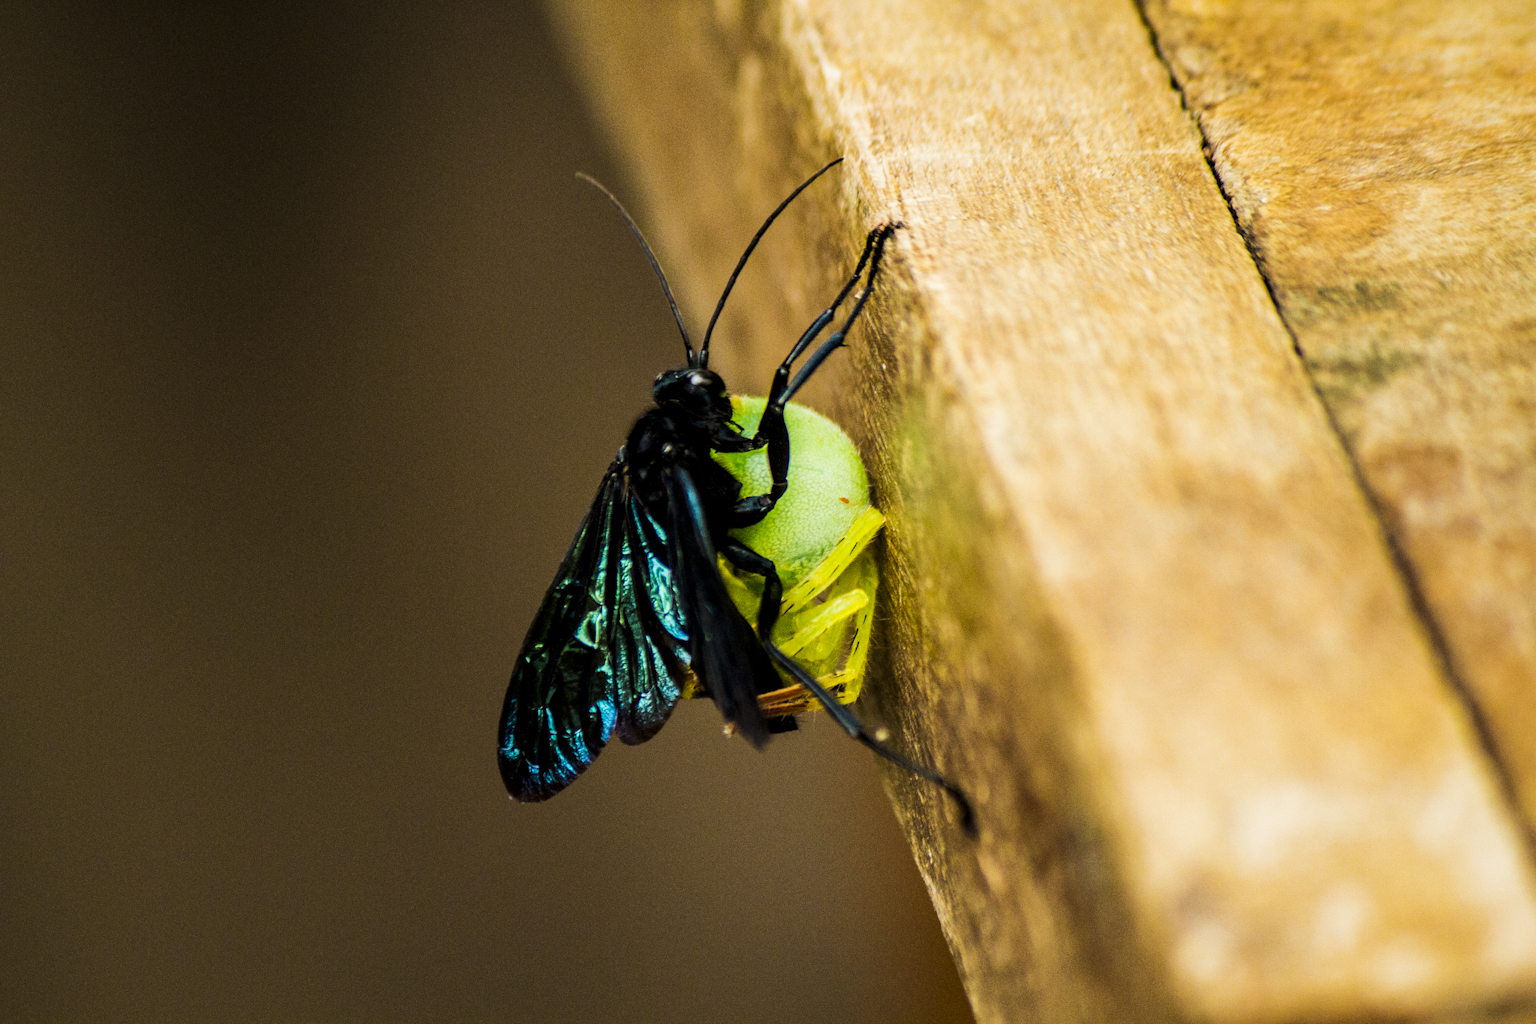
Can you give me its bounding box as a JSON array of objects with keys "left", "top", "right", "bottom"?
[
  {"left": 545, "top": 1, "right": 1536, "bottom": 1021},
  {"left": 1139, "top": 0, "right": 1536, "bottom": 838}
]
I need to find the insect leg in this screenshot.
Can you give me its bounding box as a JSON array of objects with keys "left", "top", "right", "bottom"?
[
  {"left": 778, "top": 222, "right": 897, "bottom": 406},
  {"left": 720, "top": 537, "right": 976, "bottom": 836},
  {"left": 730, "top": 223, "right": 898, "bottom": 524},
  {"left": 767, "top": 222, "right": 890, "bottom": 395},
  {"left": 718, "top": 540, "right": 786, "bottom": 638}
]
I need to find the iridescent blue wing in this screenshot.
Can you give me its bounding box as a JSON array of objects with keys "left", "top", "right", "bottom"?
[
  {"left": 497, "top": 466, "right": 689, "bottom": 802},
  {"left": 607, "top": 489, "right": 690, "bottom": 745}
]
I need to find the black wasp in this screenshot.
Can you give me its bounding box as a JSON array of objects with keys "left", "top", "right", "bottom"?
[{"left": 497, "top": 159, "right": 973, "bottom": 834}]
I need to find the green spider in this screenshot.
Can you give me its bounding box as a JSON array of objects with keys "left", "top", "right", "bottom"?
[{"left": 690, "top": 395, "right": 885, "bottom": 718}]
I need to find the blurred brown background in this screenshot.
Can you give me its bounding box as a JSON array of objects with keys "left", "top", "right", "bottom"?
[{"left": 0, "top": 4, "right": 971, "bottom": 1021}]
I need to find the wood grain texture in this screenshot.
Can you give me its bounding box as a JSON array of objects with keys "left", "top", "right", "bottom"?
[
  {"left": 1139, "top": 0, "right": 1536, "bottom": 837},
  {"left": 545, "top": 1, "right": 1536, "bottom": 1021}
]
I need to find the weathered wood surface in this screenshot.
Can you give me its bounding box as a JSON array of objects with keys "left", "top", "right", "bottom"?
[
  {"left": 545, "top": 1, "right": 1536, "bottom": 1022},
  {"left": 1140, "top": 0, "right": 1536, "bottom": 838}
]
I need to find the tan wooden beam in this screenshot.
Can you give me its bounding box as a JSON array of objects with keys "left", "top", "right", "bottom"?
[
  {"left": 545, "top": 1, "right": 1536, "bottom": 1021},
  {"left": 1140, "top": 0, "right": 1536, "bottom": 840}
]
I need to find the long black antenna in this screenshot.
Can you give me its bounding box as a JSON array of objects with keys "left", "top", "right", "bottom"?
[
  {"left": 575, "top": 172, "right": 696, "bottom": 367},
  {"left": 698, "top": 157, "right": 843, "bottom": 369}
]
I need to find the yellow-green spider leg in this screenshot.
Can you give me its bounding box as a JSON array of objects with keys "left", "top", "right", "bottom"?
[
  {"left": 780, "top": 506, "right": 884, "bottom": 615},
  {"left": 777, "top": 588, "right": 867, "bottom": 660}
]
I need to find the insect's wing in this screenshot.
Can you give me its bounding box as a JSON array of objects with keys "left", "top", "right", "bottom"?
[
  {"left": 498, "top": 467, "right": 694, "bottom": 802},
  {"left": 663, "top": 464, "right": 777, "bottom": 748},
  {"left": 498, "top": 469, "right": 625, "bottom": 801},
  {"left": 608, "top": 494, "right": 690, "bottom": 746}
]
